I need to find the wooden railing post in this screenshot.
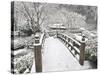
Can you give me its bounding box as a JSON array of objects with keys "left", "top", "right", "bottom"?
[
  {"left": 79, "top": 35, "right": 85, "bottom": 65},
  {"left": 34, "top": 34, "right": 42, "bottom": 72},
  {"left": 57, "top": 31, "right": 58, "bottom": 38}
]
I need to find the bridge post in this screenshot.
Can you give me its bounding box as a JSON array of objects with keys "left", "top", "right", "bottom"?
[
  {"left": 79, "top": 35, "right": 85, "bottom": 65},
  {"left": 34, "top": 34, "right": 42, "bottom": 72},
  {"left": 57, "top": 31, "right": 58, "bottom": 38}
]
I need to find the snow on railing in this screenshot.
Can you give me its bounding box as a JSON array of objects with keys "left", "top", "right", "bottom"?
[
  {"left": 34, "top": 33, "right": 45, "bottom": 46},
  {"left": 57, "top": 33, "right": 85, "bottom": 65}
]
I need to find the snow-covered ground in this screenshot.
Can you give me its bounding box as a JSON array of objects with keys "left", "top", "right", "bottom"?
[{"left": 31, "top": 37, "right": 92, "bottom": 73}]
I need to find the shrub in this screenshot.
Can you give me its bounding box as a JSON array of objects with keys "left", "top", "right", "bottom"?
[
  {"left": 13, "top": 52, "right": 34, "bottom": 73},
  {"left": 85, "top": 37, "right": 97, "bottom": 63},
  {"left": 11, "top": 39, "right": 25, "bottom": 50}
]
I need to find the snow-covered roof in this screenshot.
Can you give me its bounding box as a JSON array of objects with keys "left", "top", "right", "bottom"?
[{"left": 49, "top": 23, "right": 66, "bottom": 30}]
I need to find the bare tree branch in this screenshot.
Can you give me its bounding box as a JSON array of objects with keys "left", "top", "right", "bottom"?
[
  {"left": 15, "top": 7, "right": 29, "bottom": 19},
  {"left": 22, "top": 2, "right": 33, "bottom": 21}
]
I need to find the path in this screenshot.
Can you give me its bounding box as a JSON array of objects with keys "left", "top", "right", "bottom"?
[{"left": 43, "top": 37, "right": 84, "bottom": 72}]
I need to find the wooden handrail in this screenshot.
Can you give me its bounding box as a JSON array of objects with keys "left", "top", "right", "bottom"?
[{"left": 57, "top": 33, "right": 85, "bottom": 65}]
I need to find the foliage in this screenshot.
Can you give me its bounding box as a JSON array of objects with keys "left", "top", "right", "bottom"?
[
  {"left": 11, "top": 35, "right": 34, "bottom": 50},
  {"left": 60, "top": 10, "right": 86, "bottom": 29},
  {"left": 59, "top": 4, "right": 97, "bottom": 24},
  {"left": 11, "top": 38, "right": 26, "bottom": 50},
  {"left": 13, "top": 52, "right": 34, "bottom": 73},
  {"left": 14, "top": 2, "right": 47, "bottom": 34},
  {"left": 14, "top": 2, "right": 97, "bottom": 34},
  {"left": 84, "top": 30, "right": 97, "bottom": 65},
  {"left": 85, "top": 37, "right": 97, "bottom": 60}
]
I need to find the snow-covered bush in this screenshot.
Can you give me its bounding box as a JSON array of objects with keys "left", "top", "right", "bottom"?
[
  {"left": 11, "top": 35, "right": 34, "bottom": 50},
  {"left": 59, "top": 10, "right": 86, "bottom": 29},
  {"left": 85, "top": 36, "right": 97, "bottom": 62},
  {"left": 13, "top": 52, "right": 34, "bottom": 73},
  {"left": 11, "top": 38, "right": 26, "bottom": 50}
]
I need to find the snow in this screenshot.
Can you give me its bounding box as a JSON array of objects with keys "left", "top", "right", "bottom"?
[
  {"left": 31, "top": 37, "right": 92, "bottom": 73},
  {"left": 31, "top": 60, "right": 35, "bottom": 73},
  {"left": 42, "top": 37, "right": 90, "bottom": 72},
  {"left": 74, "top": 34, "right": 88, "bottom": 42}
]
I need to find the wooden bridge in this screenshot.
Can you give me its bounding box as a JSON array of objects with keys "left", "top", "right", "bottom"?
[{"left": 32, "top": 32, "right": 87, "bottom": 72}]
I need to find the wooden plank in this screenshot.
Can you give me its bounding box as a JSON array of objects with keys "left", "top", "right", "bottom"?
[{"left": 73, "top": 46, "right": 80, "bottom": 54}]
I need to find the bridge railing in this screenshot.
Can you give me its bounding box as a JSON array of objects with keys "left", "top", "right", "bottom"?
[
  {"left": 57, "top": 33, "right": 85, "bottom": 65},
  {"left": 34, "top": 33, "right": 45, "bottom": 72}
]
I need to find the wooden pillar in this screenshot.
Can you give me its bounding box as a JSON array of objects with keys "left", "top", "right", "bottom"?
[
  {"left": 79, "top": 35, "right": 85, "bottom": 65},
  {"left": 34, "top": 45, "right": 42, "bottom": 72},
  {"left": 68, "top": 38, "right": 70, "bottom": 47},
  {"left": 34, "top": 34, "right": 42, "bottom": 72},
  {"left": 57, "top": 31, "right": 58, "bottom": 38}
]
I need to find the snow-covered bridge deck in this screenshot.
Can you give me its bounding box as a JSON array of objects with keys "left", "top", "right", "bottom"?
[{"left": 42, "top": 37, "right": 92, "bottom": 72}]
